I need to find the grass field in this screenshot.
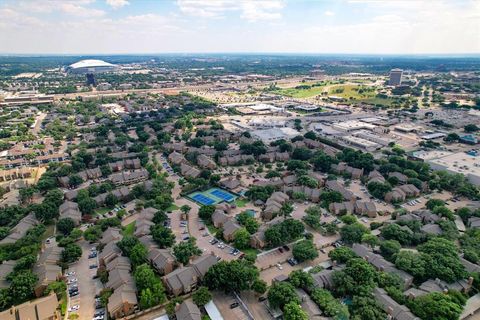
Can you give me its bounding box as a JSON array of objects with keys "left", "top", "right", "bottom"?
[
  {"left": 166, "top": 204, "right": 179, "bottom": 212},
  {"left": 94, "top": 207, "right": 112, "bottom": 216},
  {"left": 235, "top": 198, "right": 249, "bottom": 208},
  {"left": 272, "top": 83, "right": 326, "bottom": 98},
  {"left": 123, "top": 221, "right": 136, "bottom": 236},
  {"left": 327, "top": 84, "right": 377, "bottom": 100}
]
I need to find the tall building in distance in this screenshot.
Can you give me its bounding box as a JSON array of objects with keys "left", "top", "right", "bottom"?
[{"left": 389, "top": 68, "right": 403, "bottom": 86}]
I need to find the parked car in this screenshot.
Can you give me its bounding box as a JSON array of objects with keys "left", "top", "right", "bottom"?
[
  {"left": 276, "top": 263, "right": 283, "bottom": 270},
  {"left": 282, "top": 245, "right": 290, "bottom": 251},
  {"left": 258, "top": 296, "right": 267, "bottom": 302},
  {"left": 89, "top": 264, "right": 98, "bottom": 269},
  {"left": 69, "top": 291, "right": 79, "bottom": 297},
  {"left": 68, "top": 305, "right": 80, "bottom": 312},
  {"left": 278, "top": 247, "right": 284, "bottom": 253},
  {"left": 230, "top": 302, "right": 239, "bottom": 309}
]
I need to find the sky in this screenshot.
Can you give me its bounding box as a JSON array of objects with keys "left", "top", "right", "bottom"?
[{"left": 0, "top": 0, "right": 478, "bottom": 54}]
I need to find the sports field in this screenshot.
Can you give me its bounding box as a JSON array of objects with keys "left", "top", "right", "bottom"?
[{"left": 188, "top": 188, "right": 237, "bottom": 205}]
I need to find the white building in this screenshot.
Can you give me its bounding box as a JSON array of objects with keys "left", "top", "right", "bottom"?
[{"left": 413, "top": 150, "right": 480, "bottom": 186}]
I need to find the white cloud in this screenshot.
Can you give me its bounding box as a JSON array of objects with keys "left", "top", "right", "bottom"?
[
  {"left": 176, "top": 0, "right": 285, "bottom": 21},
  {"left": 106, "top": 0, "right": 130, "bottom": 9},
  {"left": 324, "top": 10, "right": 334, "bottom": 16}
]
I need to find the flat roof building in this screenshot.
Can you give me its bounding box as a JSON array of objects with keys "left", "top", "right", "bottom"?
[
  {"left": 412, "top": 150, "right": 480, "bottom": 186},
  {"left": 252, "top": 127, "right": 299, "bottom": 143}
]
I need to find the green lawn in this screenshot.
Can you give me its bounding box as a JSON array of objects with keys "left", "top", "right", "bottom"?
[
  {"left": 166, "top": 204, "right": 179, "bottom": 212},
  {"left": 271, "top": 83, "right": 326, "bottom": 98},
  {"left": 235, "top": 198, "right": 249, "bottom": 208},
  {"left": 123, "top": 221, "right": 136, "bottom": 236},
  {"left": 42, "top": 224, "right": 55, "bottom": 240},
  {"left": 207, "top": 223, "right": 219, "bottom": 236},
  {"left": 94, "top": 207, "right": 112, "bottom": 216},
  {"left": 328, "top": 84, "right": 376, "bottom": 100},
  {"left": 242, "top": 248, "right": 259, "bottom": 257}
]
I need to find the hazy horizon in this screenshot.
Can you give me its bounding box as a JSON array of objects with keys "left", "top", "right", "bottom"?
[{"left": 0, "top": 0, "right": 478, "bottom": 55}]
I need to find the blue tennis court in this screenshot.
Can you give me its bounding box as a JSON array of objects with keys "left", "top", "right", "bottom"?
[
  {"left": 191, "top": 194, "right": 216, "bottom": 205},
  {"left": 188, "top": 187, "right": 237, "bottom": 205},
  {"left": 210, "top": 189, "right": 235, "bottom": 202}
]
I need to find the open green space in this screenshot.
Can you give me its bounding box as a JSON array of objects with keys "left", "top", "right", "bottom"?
[
  {"left": 234, "top": 198, "right": 249, "bottom": 208},
  {"left": 327, "top": 84, "right": 376, "bottom": 99},
  {"left": 94, "top": 207, "right": 112, "bottom": 216},
  {"left": 271, "top": 83, "right": 326, "bottom": 98},
  {"left": 166, "top": 204, "right": 179, "bottom": 212},
  {"left": 123, "top": 221, "right": 136, "bottom": 236}
]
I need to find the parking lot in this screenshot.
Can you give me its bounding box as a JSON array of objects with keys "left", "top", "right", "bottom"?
[
  {"left": 66, "top": 240, "right": 105, "bottom": 320},
  {"left": 213, "top": 291, "right": 252, "bottom": 320}
]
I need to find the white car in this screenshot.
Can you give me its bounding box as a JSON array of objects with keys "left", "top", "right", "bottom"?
[
  {"left": 276, "top": 263, "right": 283, "bottom": 270},
  {"left": 68, "top": 305, "right": 80, "bottom": 312},
  {"left": 66, "top": 271, "right": 75, "bottom": 276}
]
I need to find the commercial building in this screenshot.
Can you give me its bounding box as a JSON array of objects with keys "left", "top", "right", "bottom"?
[
  {"left": 332, "top": 120, "right": 376, "bottom": 132},
  {"left": 389, "top": 69, "right": 403, "bottom": 86},
  {"left": 412, "top": 150, "right": 480, "bottom": 186},
  {"left": 251, "top": 127, "right": 299, "bottom": 143}
]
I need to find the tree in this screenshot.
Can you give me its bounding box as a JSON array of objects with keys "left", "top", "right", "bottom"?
[
  {"left": 78, "top": 196, "right": 97, "bottom": 214},
  {"left": 289, "top": 270, "right": 314, "bottom": 290},
  {"left": 192, "top": 286, "right": 212, "bottom": 306},
  {"left": 118, "top": 236, "right": 140, "bottom": 256},
  {"left": 134, "top": 264, "right": 167, "bottom": 309},
  {"left": 279, "top": 203, "right": 294, "bottom": 220},
  {"left": 180, "top": 205, "right": 191, "bottom": 216},
  {"left": 105, "top": 193, "right": 118, "bottom": 207},
  {"left": 328, "top": 247, "right": 356, "bottom": 264},
  {"left": 173, "top": 238, "right": 202, "bottom": 265},
  {"left": 198, "top": 205, "right": 216, "bottom": 222},
  {"left": 292, "top": 240, "right": 318, "bottom": 262},
  {"left": 367, "top": 181, "right": 392, "bottom": 199},
  {"left": 283, "top": 302, "right": 308, "bottom": 320},
  {"left": 380, "top": 240, "right": 401, "bottom": 260},
  {"left": 417, "top": 237, "right": 467, "bottom": 283},
  {"left": 68, "top": 174, "right": 83, "bottom": 188},
  {"left": 394, "top": 250, "right": 428, "bottom": 281},
  {"left": 320, "top": 191, "right": 343, "bottom": 208},
  {"left": 233, "top": 228, "right": 251, "bottom": 250},
  {"left": 130, "top": 243, "right": 148, "bottom": 267},
  {"left": 408, "top": 292, "right": 463, "bottom": 320},
  {"left": 380, "top": 223, "right": 412, "bottom": 245},
  {"left": 361, "top": 234, "right": 379, "bottom": 248},
  {"left": 251, "top": 279, "right": 267, "bottom": 294},
  {"left": 61, "top": 244, "right": 82, "bottom": 263},
  {"left": 425, "top": 198, "right": 445, "bottom": 210},
  {"left": 151, "top": 224, "right": 175, "bottom": 248},
  {"left": 340, "top": 223, "right": 369, "bottom": 245},
  {"left": 268, "top": 282, "right": 300, "bottom": 310},
  {"left": 310, "top": 288, "right": 350, "bottom": 319},
  {"left": 9, "top": 270, "right": 38, "bottom": 304},
  {"left": 464, "top": 124, "right": 479, "bottom": 133},
  {"left": 57, "top": 218, "right": 75, "bottom": 236},
  {"left": 204, "top": 260, "right": 260, "bottom": 293}
]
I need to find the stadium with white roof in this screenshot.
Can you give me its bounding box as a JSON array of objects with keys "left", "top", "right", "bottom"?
[{"left": 66, "top": 59, "right": 117, "bottom": 74}]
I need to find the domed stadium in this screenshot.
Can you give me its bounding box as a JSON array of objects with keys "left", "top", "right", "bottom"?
[{"left": 66, "top": 59, "right": 117, "bottom": 74}]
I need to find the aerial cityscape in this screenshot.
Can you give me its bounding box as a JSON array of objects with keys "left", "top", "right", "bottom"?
[{"left": 0, "top": 1, "right": 479, "bottom": 320}]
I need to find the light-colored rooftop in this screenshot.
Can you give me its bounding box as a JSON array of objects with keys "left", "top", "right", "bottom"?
[{"left": 69, "top": 59, "right": 115, "bottom": 69}]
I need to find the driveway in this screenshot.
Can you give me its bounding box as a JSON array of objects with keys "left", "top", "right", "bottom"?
[
  {"left": 213, "top": 291, "right": 252, "bottom": 320},
  {"left": 66, "top": 240, "right": 103, "bottom": 320}
]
